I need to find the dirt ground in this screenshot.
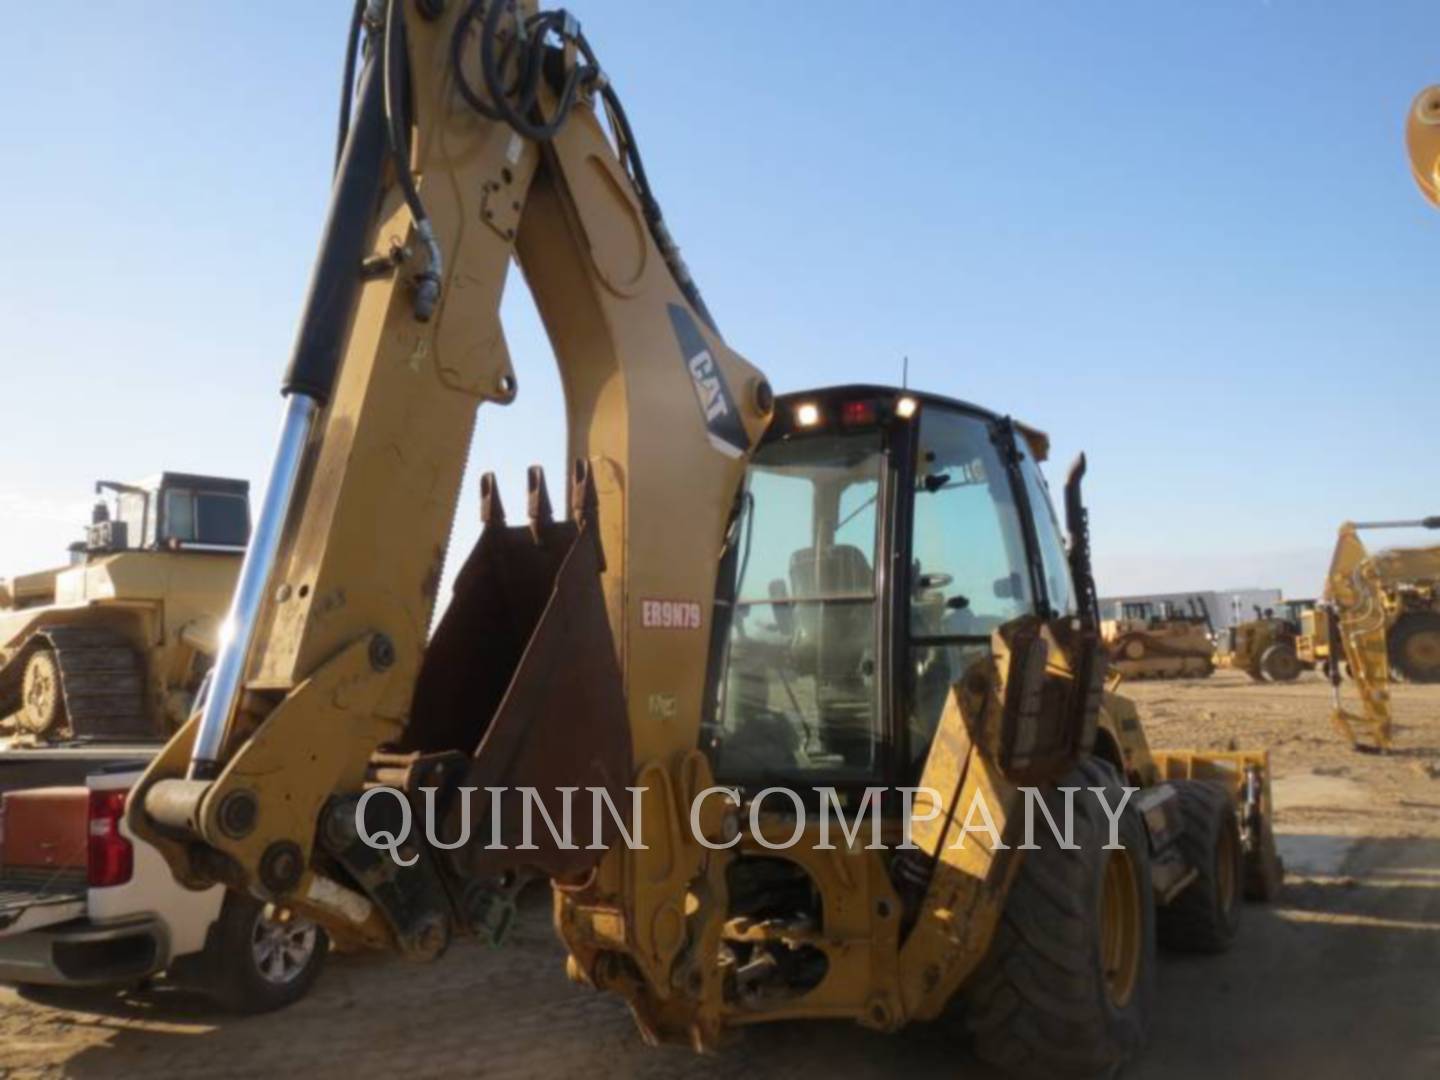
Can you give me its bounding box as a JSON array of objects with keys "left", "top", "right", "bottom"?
[{"left": 2, "top": 670, "right": 1438, "bottom": 1079}]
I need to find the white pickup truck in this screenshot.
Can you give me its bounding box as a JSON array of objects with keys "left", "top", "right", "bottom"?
[{"left": 0, "top": 762, "right": 327, "bottom": 1012}]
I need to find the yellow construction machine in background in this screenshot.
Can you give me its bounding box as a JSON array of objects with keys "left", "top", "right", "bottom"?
[
  {"left": 0, "top": 474, "right": 248, "bottom": 744},
  {"left": 1102, "top": 597, "right": 1216, "bottom": 680},
  {"left": 1320, "top": 519, "right": 1440, "bottom": 751},
  {"left": 1222, "top": 599, "right": 1315, "bottom": 683}
]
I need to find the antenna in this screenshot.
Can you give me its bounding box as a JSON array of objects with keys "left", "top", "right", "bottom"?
[{"left": 901, "top": 355, "right": 909, "bottom": 389}]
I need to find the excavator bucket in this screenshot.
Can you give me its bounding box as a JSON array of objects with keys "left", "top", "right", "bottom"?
[{"left": 399, "top": 461, "right": 633, "bottom": 885}]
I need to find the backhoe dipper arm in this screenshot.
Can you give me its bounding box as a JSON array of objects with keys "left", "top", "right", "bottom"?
[
  {"left": 133, "top": 0, "right": 771, "bottom": 954},
  {"left": 1323, "top": 518, "right": 1440, "bottom": 750}
]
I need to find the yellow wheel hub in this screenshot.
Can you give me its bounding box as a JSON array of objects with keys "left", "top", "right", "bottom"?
[
  {"left": 20, "top": 651, "right": 61, "bottom": 736},
  {"left": 1100, "top": 847, "right": 1142, "bottom": 1009}
]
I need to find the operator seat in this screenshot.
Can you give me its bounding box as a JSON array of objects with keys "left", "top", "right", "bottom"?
[{"left": 788, "top": 544, "right": 875, "bottom": 766}]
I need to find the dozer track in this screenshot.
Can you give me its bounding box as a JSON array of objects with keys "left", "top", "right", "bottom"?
[
  {"left": 1108, "top": 633, "right": 1215, "bottom": 680},
  {"left": 2, "top": 626, "right": 149, "bottom": 740}
]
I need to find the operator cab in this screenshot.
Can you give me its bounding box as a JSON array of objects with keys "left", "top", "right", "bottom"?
[
  {"left": 708, "top": 386, "right": 1077, "bottom": 790},
  {"left": 86, "top": 473, "right": 251, "bottom": 555}
]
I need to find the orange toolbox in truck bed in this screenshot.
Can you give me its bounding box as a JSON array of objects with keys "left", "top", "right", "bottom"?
[{"left": 0, "top": 786, "right": 90, "bottom": 933}]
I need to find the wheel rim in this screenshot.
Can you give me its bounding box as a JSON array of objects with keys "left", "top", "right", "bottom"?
[
  {"left": 1100, "top": 846, "right": 1142, "bottom": 1009},
  {"left": 251, "top": 908, "right": 319, "bottom": 986},
  {"left": 21, "top": 654, "right": 59, "bottom": 734},
  {"left": 1401, "top": 629, "right": 1440, "bottom": 679}
]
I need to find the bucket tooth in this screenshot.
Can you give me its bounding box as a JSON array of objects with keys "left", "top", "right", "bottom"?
[
  {"left": 570, "top": 460, "right": 604, "bottom": 571},
  {"left": 527, "top": 465, "right": 553, "bottom": 535},
  {"left": 479, "top": 472, "right": 506, "bottom": 527}
]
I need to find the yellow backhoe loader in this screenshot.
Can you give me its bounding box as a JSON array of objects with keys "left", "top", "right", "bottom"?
[
  {"left": 127, "top": 4, "right": 1278, "bottom": 1075},
  {"left": 1320, "top": 519, "right": 1440, "bottom": 752},
  {"left": 0, "top": 473, "right": 248, "bottom": 743}
]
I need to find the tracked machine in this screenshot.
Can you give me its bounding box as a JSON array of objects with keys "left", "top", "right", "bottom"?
[
  {"left": 0, "top": 474, "right": 249, "bottom": 744},
  {"left": 1102, "top": 597, "right": 1216, "bottom": 680},
  {"left": 129, "top": 4, "right": 1279, "bottom": 1075}
]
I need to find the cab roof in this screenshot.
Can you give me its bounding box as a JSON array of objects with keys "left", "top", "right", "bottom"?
[{"left": 775, "top": 384, "right": 1050, "bottom": 462}]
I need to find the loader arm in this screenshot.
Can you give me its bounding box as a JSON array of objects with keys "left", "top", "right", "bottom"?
[{"left": 132, "top": 0, "right": 770, "bottom": 955}]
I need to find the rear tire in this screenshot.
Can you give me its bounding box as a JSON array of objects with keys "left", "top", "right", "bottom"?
[
  {"left": 1389, "top": 612, "right": 1440, "bottom": 684},
  {"left": 963, "top": 758, "right": 1156, "bottom": 1078},
  {"left": 1259, "top": 643, "right": 1302, "bottom": 683},
  {"left": 198, "top": 892, "right": 328, "bottom": 1014},
  {"left": 1157, "top": 781, "right": 1242, "bottom": 953}
]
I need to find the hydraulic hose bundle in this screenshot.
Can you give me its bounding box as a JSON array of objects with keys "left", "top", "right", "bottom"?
[{"left": 337, "top": 0, "right": 715, "bottom": 329}]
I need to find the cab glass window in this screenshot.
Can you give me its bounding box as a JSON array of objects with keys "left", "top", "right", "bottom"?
[
  {"left": 909, "top": 411, "right": 1032, "bottom": 638},
  {"left": 1013, "top": 435, "right": 1077, "bottom": 617},
  {"left": 714, "top": 430, "right": 885, "bottom": 781},
  {"left": 905, "top": 408, "right": 1033, "bottom": 776},
  {"left": 196, "top": 493, "right": 250, "bottom": 547}
]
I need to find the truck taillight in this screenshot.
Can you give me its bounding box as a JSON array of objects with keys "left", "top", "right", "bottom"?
[{"left": 87, "top": 789, "right": 133, "bottom": 887}]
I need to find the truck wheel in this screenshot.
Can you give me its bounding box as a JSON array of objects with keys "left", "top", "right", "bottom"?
[
  {"left": 1389, "top": 613, "right": 1440, "bottom": 683},
  {"left": 963, "top": 758, "right": 1156, "bottom": 1078},
  {"left": 201, "top": 892, "right": 328, "bottom": 1013},
  {"left": 19, "top": 648, "right": 68, "bottom": 739},
  {"left": 1259, "top": 643, "right": 1302, "bottom": 683},
  {"left": 1157, "top": 781, "right": 1242, "bottom": 953}
]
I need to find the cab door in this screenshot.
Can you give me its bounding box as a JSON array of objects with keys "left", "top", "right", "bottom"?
[{"left": 897, "top": 405, "right": 1063, "bottom": 780}]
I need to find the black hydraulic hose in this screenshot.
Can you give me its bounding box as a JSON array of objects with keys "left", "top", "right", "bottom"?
[
  {"left": 449, "top": 1, "right": 717, "bottom": 330},
  {"left": 451, "top": 0, "right": 503, "bottom": 120},
  {"left": 478, "top": 0, "right": 594, "bottom": 142},
  {"left": 382, "top": 0, "right": 442, "bottom": 320},
  {"left": 597, "top": 81, "right": 717, "bottom": 333},
  {"left": 336, "top": 0, "right": 366, "bottom": 172}
]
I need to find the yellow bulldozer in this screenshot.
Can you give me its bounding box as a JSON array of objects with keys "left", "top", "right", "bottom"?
[
  {"left": 0, "top": 473, "right": 248, "bottom": 744},
  {"left": 1101, "top": 596, "right": 1216, "bottom": 680},
  {"left": 120, "top": 4, "right": 1279, "bottom": 1076}
]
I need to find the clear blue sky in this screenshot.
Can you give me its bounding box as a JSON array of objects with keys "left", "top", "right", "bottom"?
[{"left": 1, "top": 1, "right": 1435, "bottom": 601}]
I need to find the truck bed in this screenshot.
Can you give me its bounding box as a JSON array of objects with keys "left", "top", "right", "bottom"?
[
  {"left": 0, "top": 785, "right": 91, "bottom": 935},
  {"left": 0, "top": 742, "right": 158, "bottom": 797}
]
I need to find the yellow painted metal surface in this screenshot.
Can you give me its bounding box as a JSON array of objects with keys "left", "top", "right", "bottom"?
[
  {"left": 0, "top": 550, "right": 239, "bottom": 737},
  {"left": 1407, "top": 85, "right": 1440, "bottom": 209}
]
